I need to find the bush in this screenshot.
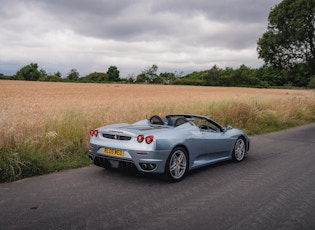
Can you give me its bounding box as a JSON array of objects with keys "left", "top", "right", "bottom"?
[{"left": 307, "top": 76, "right": 315, "bottom": 88}]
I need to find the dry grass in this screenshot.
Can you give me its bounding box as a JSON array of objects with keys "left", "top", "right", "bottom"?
[
  {"left": 1, "top": 80, "right": 314, "bottom": 182},
  {"left": 1, "top": 80, "right": 315, "bottom": 143}
]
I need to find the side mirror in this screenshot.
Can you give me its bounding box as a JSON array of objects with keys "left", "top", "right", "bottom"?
[{"left": 223, "top": 125, "right": 232, "bottom": 132}]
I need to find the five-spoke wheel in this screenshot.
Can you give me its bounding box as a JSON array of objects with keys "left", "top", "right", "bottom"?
[
  {"left": 232, "top": 137, "right": 246, "bottom": 162},
  {"left": 165, "top": 147, "right": 188, "bottom": 182}
]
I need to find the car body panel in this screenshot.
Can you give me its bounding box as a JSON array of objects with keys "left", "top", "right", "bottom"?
[{"left": 89, "top": 114, "right": 250, "bottom": 175}]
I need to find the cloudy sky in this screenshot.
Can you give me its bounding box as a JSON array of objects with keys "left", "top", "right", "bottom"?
[{"left": 0, "top": 0, "right": 282, "bottom": 78}]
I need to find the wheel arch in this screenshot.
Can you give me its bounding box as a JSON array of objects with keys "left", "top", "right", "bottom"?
[{"left": 238, "top": 134, "right": 249, "bottom": 152}]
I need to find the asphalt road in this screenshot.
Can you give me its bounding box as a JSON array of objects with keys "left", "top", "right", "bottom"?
[{"left": 1, "top": 124, "right": 315, "bottom": 230}]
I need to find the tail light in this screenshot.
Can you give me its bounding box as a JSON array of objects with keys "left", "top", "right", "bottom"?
[
  {"left": 90, "top": 129, "right": 98, "bottom": 137},
  {"left": 145, "top": 135, "right": 154, "bottom": 144},
  {"left": 137, "top": 134, "right": 154, "bottom": 144},
  {"left": 137, "top": 134, "right": 144, "bottom": 143}
]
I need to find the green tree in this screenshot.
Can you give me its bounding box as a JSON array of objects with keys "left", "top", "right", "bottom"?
[
  {"left": 135, "top": 73, "right": 149, "bottom": 83},
  {"left": 159, "top": 72, "right": 176, "bottom": 84},
  {"left": 230, "top": 65, "right": 255, "bottom": 86},
  {"left": 257, "top": 0, "right": 315, "bottom": 74},
  {"left": 308, "top": 76, "right": 315, "bottom": 88},
  {"left": 152, "top": 75, "right": 164, "bottom": 84},
  {"left": 142, "top": 64, "right": 158, "bottom": 83},
  {"left": 107, "top": 66, "right": 120, "bottom": 81},
  {"left": 0, "top": 73, "right": 11, "bottom": 80},
  {"left": 81, "top": 72, "right": 109, "bottom": 82},
  {"left": 257, "top": 66, "right": 282, "bottom": 86},
  {"left": 126, "top": 73, "right": 136, "bottom": 83},
  {"left": 66, "top": 69, "right": 79, "bottom": 81},
  {"left": 55, "top": 71, "right": 62, "bottom": 78},
  {"left": 15, "top": 63, "right": 42, "bottom": 81},
  {"left": 204, "top": 65, "right": 221, "bottom": 86},
  {"left": 40, "top": 68, "right": 47, "bottom": 77}
]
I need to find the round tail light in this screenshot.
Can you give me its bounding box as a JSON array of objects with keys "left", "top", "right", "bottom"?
[
  {"left": 90, "top": 129, "right": 98, "bottom": 136},
  {"left": 145, "top": 135, "right": 154, "bottom": 144},
  {"left": 137, "top": 134, "right": 144, "bottom": 143}
]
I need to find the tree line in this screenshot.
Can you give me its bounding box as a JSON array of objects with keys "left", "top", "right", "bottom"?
[
  {"left": 1, "top": 62, "right": 314, "bottom": 88},
  {"left": 1, "top": 0, "right": 314, "bottom": 88}
]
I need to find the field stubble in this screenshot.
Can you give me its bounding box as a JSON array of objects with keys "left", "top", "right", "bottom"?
[{"left": 1, "top": 80, "right": 315, "bottom": 182}]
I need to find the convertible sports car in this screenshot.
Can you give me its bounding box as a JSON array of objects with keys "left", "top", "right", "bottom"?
[{"left": 89, "top": 114, "right": 250, "bottom": 182}]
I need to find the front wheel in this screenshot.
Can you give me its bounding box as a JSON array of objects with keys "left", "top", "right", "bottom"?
[
  {"left": 165, "top": 147, "right": 188, "bottom": 182},
  {"left": 232, "top": 137, "right": 246, "bottom": 162}
]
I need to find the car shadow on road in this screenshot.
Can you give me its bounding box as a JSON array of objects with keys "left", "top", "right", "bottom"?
[
  {"left": 95, "top": 165, "right": 167, "bottom": 183},
  {"left": 93, "top": 156, "right": 253, "bottom": 184}
]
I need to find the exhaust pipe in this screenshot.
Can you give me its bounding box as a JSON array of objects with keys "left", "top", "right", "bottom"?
[{"left": 140, "top": 163, "right": 156, "bottom": 170}]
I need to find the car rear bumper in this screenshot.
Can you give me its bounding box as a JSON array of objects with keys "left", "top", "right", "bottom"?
[{"left": 89, "top": 145, "right": 170, "bottom": 174}]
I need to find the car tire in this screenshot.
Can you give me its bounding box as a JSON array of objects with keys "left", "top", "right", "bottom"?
[
  {"left": 165, "top": 147, "right": 188, "bottom": 182},
  {"left": 232, "top": 137, "right": 246, "bottom": 162}
]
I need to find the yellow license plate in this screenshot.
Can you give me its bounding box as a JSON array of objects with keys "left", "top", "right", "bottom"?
[{"left": 103, "top": 148, "right": 124, "bottom": 157}]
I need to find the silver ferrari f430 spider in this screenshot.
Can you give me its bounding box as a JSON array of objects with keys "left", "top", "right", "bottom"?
[{"left": 89, "top": 114, "right": 250, "bottom": 182}]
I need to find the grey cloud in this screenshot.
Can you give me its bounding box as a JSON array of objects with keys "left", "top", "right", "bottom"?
[
  {"left": 150, "top": 0, "right": 279, "bottom": 22},
  {"left": 17, "top": 0, "right": 280, "bottom": 41},
  {"left": 0, "top": 0, "right": 282, "bottom": 76}
]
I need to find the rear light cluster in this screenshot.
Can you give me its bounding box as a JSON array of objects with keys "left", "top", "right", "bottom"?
[
  {"left": 137, "top": 134, "right": 154, "bottom": 144},
  {"left": 90, "top": 129, "right": 98, "bottom": 137}
]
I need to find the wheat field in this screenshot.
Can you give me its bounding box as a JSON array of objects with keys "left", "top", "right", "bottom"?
[
  {"left": 1, "top": 80, "right": 315, "bottom": 181},
  {"left": 1, "top": 80, "right": 315, "bottom": 142}
]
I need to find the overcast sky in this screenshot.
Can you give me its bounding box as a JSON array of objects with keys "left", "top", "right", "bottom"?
[{"left": 0, "top": 0, "right": 282, "bottom": 78}]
